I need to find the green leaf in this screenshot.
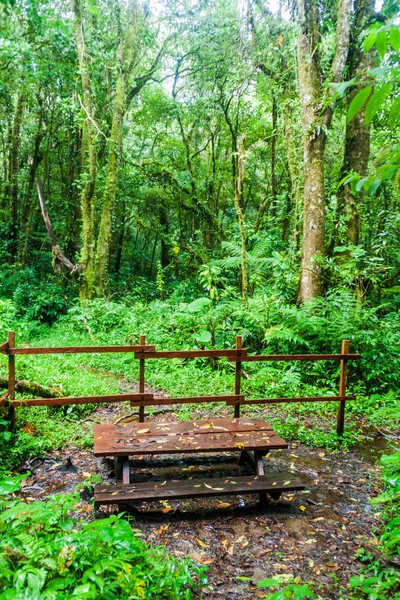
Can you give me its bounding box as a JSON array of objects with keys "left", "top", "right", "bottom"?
[
  {"left": 355, "top": 177, "right": 368, "bottom": 192},
  {"left": 257, "top": 578, "right": 280, "bottom": 588},
  {"left": 369, "top": 179, "right": 382, "bottom": 195},
  {"left": 195, "top": 330, "right": 212, "bottom": 344},
  {"left": 365, "top": 84, "right": 392, "bottom": 126},
  {"left": 389, "top": 96, "right": 400, "bottom": 127},
  {"left": 375, "top": 30, "right": 388, "bottom": 58},
  {"left": 389, "top": 26, "right": 400, "bottom": 51},
  {"left": 363, "top": 29, "right": 377, "bottom": 52},
  {"left": 368, "top": 66, "right": 389, "bottom": 79},
  {"left": 327, "top": 78, "right": 356, "bottom": 97},
  {"left": 293, "top": 586, "right": 315, "bottom": 599},
  {"left": 347, "top": 86, "right": 372, "bottom": 123},
  {"left": 0, "top": 475, "right": 26, "bottom": 495}
]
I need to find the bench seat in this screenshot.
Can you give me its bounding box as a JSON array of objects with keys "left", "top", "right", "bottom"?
[{"left": 94, "top": 473, "right": 306, "bottom": 507}]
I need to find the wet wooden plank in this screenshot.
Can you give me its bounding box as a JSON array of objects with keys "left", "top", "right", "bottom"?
[
  {"left": 233, "top": 353, "right": 361, "bottom": 363},
  {"left": 93, "top": 427, "right": 288, "bottom": 456},
  {"left": 0, "top": 391, "right": 10, "bottom": 408},
  {"left": 96, "top": 418, "right": 274, "bottom": 436},
  {"left": 0, "top": 341, "right": 9, "bottom": 353},
  {"left": 8, "top": 345, "right": 155, "bottom": 356},
  {"left": 130, "top": 395, "right": 244, "bottom": 407},
  {"left": 133, "top": 349, "right": 248, "bottom": 359},
  {"left": 11, "top": 393, "right": 154, "bottom": 408},
  {"left": 226, "top": 395, "right": 356, "bottom": 405},
  {"left": 94, "top": 473, "right": 306, "bottom": 504}
]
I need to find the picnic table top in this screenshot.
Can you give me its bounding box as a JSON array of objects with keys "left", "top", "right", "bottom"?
[{"left": 93, "top": 417, "right": 288, "bottom": 457}]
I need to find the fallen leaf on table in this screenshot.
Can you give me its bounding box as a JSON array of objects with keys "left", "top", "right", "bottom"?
[{"left": 204, "top": 484, "right": 224, "bottom": 490}]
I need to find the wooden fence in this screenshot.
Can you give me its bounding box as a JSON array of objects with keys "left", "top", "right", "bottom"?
[{"left": 0, "top": 331, "right": 360, "bottom": 435}]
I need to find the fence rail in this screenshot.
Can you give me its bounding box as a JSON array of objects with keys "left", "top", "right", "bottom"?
[{"left": 0, "top": 331, "right": 360, "bottom": 435}]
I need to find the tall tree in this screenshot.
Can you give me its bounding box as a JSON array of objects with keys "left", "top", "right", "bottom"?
[
  {"left": 72, "top": 0, "right": 167, "bottom": 297},
  {"left": 337, "top": 0, "right": 375, "bottom": 249},
  {"left": 296, "top": 0, "right": 352, "bottom": 302}
]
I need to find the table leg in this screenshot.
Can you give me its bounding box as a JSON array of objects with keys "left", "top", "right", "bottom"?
[
  {"left": 254, "top": 450, "right": 267, "bottom": 506},
  {"left": 238, "top": 450, "right": 256, "bottom": 471},
  {"left": 114, "top": 456, "right": 130, "bottom": 485}
]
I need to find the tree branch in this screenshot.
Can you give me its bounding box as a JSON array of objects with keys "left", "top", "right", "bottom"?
[{"left": 36, "top": 177, "right": 79, "bottom": 273}]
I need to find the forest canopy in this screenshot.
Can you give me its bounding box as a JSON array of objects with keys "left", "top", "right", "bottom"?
[{"left": 0, "top": 0, "right": 398, "bottom": 308}]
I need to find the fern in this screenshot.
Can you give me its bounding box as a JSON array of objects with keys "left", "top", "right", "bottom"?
[{"left": 0, "top": 486, "right": 204, "bottom": 599}]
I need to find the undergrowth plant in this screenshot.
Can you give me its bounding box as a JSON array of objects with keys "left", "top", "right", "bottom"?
[
  {"left": 0, "top": 479, "right": 205, "bottom": 600},
  {"left": 343, "top": 451, "right": 400, "bottom": 599}
]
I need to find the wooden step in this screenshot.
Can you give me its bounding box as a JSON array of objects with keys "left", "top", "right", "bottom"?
[{"left": 94, "top": 473, "right": 306, "bottom": 506}]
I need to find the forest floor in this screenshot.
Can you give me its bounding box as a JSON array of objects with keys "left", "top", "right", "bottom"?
[{"left": 16, "top": 375, "right": 391, "bottom": 599}]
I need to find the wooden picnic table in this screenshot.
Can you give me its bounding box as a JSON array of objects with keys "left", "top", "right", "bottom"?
[{"left": 93, "top": 418, "right": 306, "bottom": 509}]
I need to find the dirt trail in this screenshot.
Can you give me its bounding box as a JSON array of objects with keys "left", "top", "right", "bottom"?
[{"left": 17, "top": 377, "right": 390, "bottom": 599}]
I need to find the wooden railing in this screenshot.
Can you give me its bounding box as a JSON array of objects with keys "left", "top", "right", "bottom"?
[{"left": 0, "top": 331, "right": 360, "bottom": 435}]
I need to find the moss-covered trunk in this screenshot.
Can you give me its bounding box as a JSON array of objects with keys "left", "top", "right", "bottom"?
[
  {"left": 72, "top": 0, "right": 98, "bottom": 299},
  {"left": 94, "top": 75, "right": 126, "bottom": 295}
]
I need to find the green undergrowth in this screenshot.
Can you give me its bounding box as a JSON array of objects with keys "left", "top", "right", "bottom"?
[
  {"left": 348, "top": 451, "right": 400, "bottom": 599},
  {"left": 0, "top": 478, "right": 204, "bottom": 600}
]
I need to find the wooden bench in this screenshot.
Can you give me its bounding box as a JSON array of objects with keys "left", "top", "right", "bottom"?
[{"left": 93, "top": 418, "right": 306, "bottom": 508}]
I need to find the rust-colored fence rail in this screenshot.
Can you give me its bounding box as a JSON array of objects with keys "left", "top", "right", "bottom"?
[{"left": 0, "top": 331, "right": 360, "bottom": 435}]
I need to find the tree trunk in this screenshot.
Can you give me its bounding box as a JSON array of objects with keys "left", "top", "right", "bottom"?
[
  {"left": 8, "top": 93, "right": 25, "bottom": 263},
  {"left": 20, "top": 110, "right": 43, "bottom": 266},
  {"left": 95, "top": 74, "right": 126, "bottom": 295},
  {"left": 299, "top": 135, "right": 326, "bottom": 299},
  {"left": 160, "top": 206, "right": 170, "bottom": 268},
  {"left": 338, "top": 0, "right": 375, "bottom": 248},
  {"left": 296, "top": 0, "right": 351, "bottom": 302},
  {"left": 72, "top": 0, "right": 98, "bottom": 298},
  {"left": 234, "top": 136, "right": 248, "bottom": 306},
  {"left": 270, "top": 94, "right": 277, "bottom": 215}
]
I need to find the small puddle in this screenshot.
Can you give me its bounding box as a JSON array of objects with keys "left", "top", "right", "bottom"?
[
  {"left": 354, "top": 427, "right": 393, "bottom": 463},
  {"left": 84, "top": 367, "right": 121, "bottom": 380}
]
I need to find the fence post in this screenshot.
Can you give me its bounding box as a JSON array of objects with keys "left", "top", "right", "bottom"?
[
  {"left": 234, "top": 335, "right": 242, "bottom": 418},
  {"left": 8, "top": 330, "right": 16, "bottom": 431},
  {"left": 139, "top": 334, "right": 146, "bottom": 422},
  {"left": 336, "top": 339, "right": 349, "bottom": 436}
]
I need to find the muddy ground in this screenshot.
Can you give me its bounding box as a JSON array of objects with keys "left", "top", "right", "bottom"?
[{"left": 17, "top": 380, "right": 392, "bottom": 599}]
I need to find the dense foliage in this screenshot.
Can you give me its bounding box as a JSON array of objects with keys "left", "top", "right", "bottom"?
[
  {"left": 0, "top": 0, "right": 399, "bottom": 598},
  {"left": 0, "top": 0, "right": 399, "bottom": 303},
  {"left": 0, "top": 479, "right": 203, "bottom": 599}
]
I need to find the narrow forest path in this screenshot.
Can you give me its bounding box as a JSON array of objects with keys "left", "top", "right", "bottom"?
[{"left": 16, "top": 374, "right": 388, "bottom": 599}]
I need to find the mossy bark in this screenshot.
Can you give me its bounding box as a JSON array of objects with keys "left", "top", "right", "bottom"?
[
  {"left": 339, "top": 0, "right": 375, "bottom": 249},
  {"left": 72, "top": 0, "right": 98, "bottom": 299},
  {"left": 296, "top": 0, "right": 352, "bottom": 302},
  {"left": 8, "top": 93, "right": 25, "bottom": 263},
  {"left": 94, "top": 74, "right": 126, "bottom": 295}
]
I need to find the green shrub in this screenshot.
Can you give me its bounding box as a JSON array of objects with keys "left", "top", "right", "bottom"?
[{"left": 0, "top": 480, "right": 205, "bottom": 599}]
